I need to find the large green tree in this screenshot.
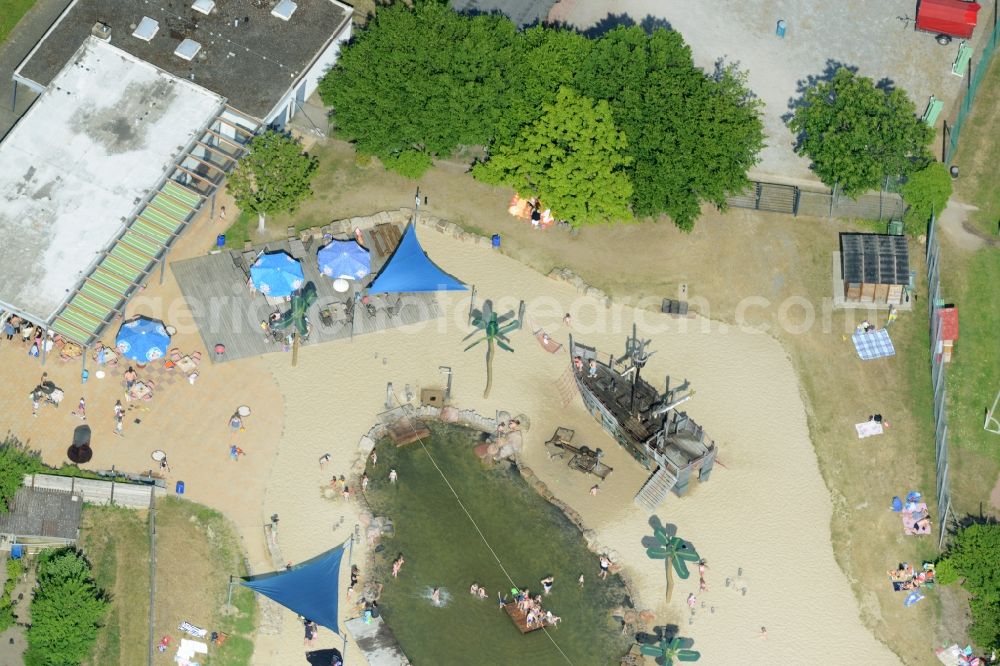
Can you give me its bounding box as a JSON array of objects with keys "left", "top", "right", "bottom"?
[
  {"left": 474, "top": 87, "right": 633, "bottom": 226},
  {"left": 576, "top": 26, "right": 764, "bottom": 230},
  {"left": 227, "top": 130, "right": 318, "bottom": 233},
  {"left": 25, "top": 548, "right": 109, "bottom": 666},
  {"left": 789, "top": 67, "right": 933, "bottom": 197},
  {"left": 319, "top": 1, "right": 517, "bottom": 175},
  {"left": 937, "top": 523, "right": 1000, "bottom": 651}
]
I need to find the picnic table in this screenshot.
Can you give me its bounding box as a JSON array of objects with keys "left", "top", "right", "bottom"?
[
  {"left": 129, "top": 381, "right": 152, "bottom": 402},
  {"left": 366, "top": 293, "right": 401, "bottom": 315},
  {"left": 320, "top": 303, "right": 352, "bottom": 327},
  {"left": 176, "top": 355, "right": 198, "bottom": 374}
]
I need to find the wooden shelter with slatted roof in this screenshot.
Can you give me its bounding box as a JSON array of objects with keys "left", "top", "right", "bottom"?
[{"left": 839, "top": 233, "right": 910, "bottom": 305}]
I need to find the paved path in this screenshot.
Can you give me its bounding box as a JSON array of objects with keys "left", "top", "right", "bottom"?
[{"left": 0, "top": 0, "right": 71, "bottom": 140}]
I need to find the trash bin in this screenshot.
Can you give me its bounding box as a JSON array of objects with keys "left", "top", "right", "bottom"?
[
  {"left": 216, "top": 234, "right": 226, "bottom": 248},
  {"left": 81, "top": 369, "right": 89, "bottom": 384},
  {"left": 175, "top": 480, "right": 185, "bottom": 494},
  {"left": 11, "top": 544, "right": 23, "bottom": 559},
  {"left": 776, "top": 19, "right": 787, "bottom": 38},
  {"left": 491, "top": 234, "right": 501, "bottom": 249}
]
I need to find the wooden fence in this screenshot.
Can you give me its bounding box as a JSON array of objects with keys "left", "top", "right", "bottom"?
[{"left": 22, "top": 473, "right": 165, "bottom": 508}]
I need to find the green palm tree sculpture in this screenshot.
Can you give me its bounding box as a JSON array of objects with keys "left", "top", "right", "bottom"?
[
  {"left": 646, "top": 526, "right": 700, "bottom": 604},
  {"left": 271, "top": 282, "right": 317, "bottom": 367},
  {"left": 640, "top": 636, "right": 701, "bottom": 664},
  {"left": 463, "top": 294, "right": 524, "bottom": 399}
]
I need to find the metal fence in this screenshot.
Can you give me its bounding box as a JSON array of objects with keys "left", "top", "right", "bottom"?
[
  {"left": 926, "top": 215, "right": 952, "bottom": 550},
  {"left": 726, "top": 180, "right": 905, "bottom": 221},
  {"left": 945, "top": 5, "right": 1000, "bottom": 163}
]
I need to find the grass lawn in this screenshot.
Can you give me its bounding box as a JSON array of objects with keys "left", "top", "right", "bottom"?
[
  {"left": 79, "top": 506, "right": 150, "bottom": 666},
  {"left": 80, "top": 498, "right": 256, "bottom": 665},
  {"left": 943, "top": 45, "right": 1000, "bottom": 517},
  {"left": 0, "top": 0, "right": 36, "bottom": 46}
]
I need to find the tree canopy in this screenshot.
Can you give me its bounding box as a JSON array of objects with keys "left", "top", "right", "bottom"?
[
  {"left": 789, "top": 68, "right": 933, "bottom": 197},
  {"left": 319, "top": 2, "right": 515, "bottom": 162},
  {"left": 227, "top": 131, "right": 318, "bottom": 221},
  {"left": 937, "top": 523, "right": 1000, "bottom": 651},
  {"left": 474, "top": 87, "right": 632, "bottom": 225},
  {"left": 0, "top": 438, "right": 41, "bottom": 513},
  {"left": 25, "top": 548, "right": 109, "bottom": 666},
  {"left": 901, "top": 161, "right": 952, "bottom": 234},
  {"left": 576, "top": 26, "right": 763, "bottom": 230},
  {"left": 320, "top": 4, "right": 764, "bottom": 230}
]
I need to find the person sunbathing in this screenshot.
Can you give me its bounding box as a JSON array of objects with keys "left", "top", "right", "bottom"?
[{"left": 915, "top": 517, "right": 931, "bottom": 532}]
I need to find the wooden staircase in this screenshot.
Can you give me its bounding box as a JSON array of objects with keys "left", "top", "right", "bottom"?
[{"left": 634, "top": 467, "right": 677, "bottom": 512}]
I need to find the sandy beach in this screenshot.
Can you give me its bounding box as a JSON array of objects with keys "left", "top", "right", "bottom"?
[{"left": 253, "top": 223, "right": 899, "bottom": 664}]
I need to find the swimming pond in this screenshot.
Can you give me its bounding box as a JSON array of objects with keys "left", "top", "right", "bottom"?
[{"left": 363, "top": 423, "right": 630, "bottom": 665}]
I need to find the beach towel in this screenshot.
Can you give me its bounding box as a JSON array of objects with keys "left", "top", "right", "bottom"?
[
  {"left": 856, "top": 421, "right": 884, "bottom": 438},
  {"left": 852, "top": 329, "right": 895, "bottom": 360},
  {"left": 178, "top": 621, "right": 208, "bottom": 639},
  {"left": 904, "top": 590, "right": 925, "bottom": 607},
  {"left": 902, "top": 503, "right": 931, "bottom": 535}
]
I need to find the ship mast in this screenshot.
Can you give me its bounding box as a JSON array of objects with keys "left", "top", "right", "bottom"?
[{"left": 623, "top": 323, "right": 652, "bottom": 415}]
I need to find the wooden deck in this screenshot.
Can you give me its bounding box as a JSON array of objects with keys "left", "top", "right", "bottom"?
[
  {"left": 504, "top": 602, "right": 545, "bottom": 634},
  {"left": 170, "top": 232, "right": 441, "bottom": 363}
]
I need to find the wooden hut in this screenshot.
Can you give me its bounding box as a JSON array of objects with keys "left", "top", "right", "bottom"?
[
  {"left": 840, "top": 233, "right": 909, "bottom": 305},
  {"left": 936, "top": 306, "right": 959, "bottom": 362}
]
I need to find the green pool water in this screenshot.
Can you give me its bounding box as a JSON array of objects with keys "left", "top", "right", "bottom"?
[{"left": 364, "top": 423, "right": 630, "bottom": 666}]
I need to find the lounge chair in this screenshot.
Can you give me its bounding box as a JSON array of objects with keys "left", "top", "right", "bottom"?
[{"left": 191, "top": 351, "right": 202, "bottom": 364}]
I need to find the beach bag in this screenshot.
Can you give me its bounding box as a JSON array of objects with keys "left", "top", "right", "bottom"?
[{"left": 891, "top": 496, "right": 903, "bottom": 512}]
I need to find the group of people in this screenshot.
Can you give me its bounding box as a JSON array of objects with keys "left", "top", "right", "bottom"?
[
  {"left": 886, "top": 562, "right": 936, "bottom": 592},
  {"left": 511, "top": 581, "right": 561, "bottom": 628},
  {"left": 2, "top": 315, "right": 50, "bottom": 359},
  {"left": 572, "top": 356, "right": 598, "bottom": 378}
]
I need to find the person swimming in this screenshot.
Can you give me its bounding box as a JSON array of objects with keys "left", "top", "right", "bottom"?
[
  {"left": 477, "top": 586, "right": 488, "bottom": 599},
  {"left": 431, "top": 587, "right": 441, "bottom": 605},
  {"left": 470, "top": 582, "right": 480, "bottom": 596},
  {"left": 541, "top": 576, "right": 554, "bottom": 595}
]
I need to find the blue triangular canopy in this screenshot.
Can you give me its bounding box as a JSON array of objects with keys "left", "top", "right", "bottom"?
[
  {"left": 243, "top": 546, "right": 344, "bottom": 634},
  {"left": 368, "top": 223, "right": 467, "bottom": 293}
]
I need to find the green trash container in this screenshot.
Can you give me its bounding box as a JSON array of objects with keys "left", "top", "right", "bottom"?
[{"left": 888, "top": 220, "right": 904, "bottom": 235}]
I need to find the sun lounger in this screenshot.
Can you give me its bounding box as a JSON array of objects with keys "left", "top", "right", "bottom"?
[
  {"left": 178, "top": 621, "right": 207, "bottom": 639},
  {"left": 855, "top": 421, "right": 884, "bottom": 438},
  {"left": 534, "top": 329, "right": 562, "bottom": 353}
]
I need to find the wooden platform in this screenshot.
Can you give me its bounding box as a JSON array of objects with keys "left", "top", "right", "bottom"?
[
  {"left": 504, "top": 602, "right": 545, "bottom": 634},
  {"left": 171, "top": 233, "right": 442, "bottom": 363}
]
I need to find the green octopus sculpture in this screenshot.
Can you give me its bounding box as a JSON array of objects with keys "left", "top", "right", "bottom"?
[
  {"left": 646, "top": 526, "right": 700, "bottom": 604},
  {"left": 640, "top": 635, "right": 701, "bottom": 664},
  {"left": 463, "top": 290, "right": 525, "bottom": 399},
  {"left": 271, "top": 281, "right": 317, "bottom": 367}
]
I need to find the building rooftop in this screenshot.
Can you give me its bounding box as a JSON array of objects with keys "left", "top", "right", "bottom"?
[
  {"left": 450, "top": 0, "right": 556, "bottom": 28},
  {"left": 0, "top": 37, "right": 223, "bottom": 322},
  {"left": 0, "top": 487, "right": 83, "bottom": 541},
  {"left": 15, "top": 0, "right": 351, "bottom": 119},
  {"left": 840, "top": 233, "right": 910, "bottom": 286}
]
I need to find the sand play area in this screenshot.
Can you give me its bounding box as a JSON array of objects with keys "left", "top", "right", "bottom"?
[
  {"left": 250, "top": 223, "right": 899, "bottom": 664},
  {"left": 0, "top": 210, "right": 899, "bottom": 664}
]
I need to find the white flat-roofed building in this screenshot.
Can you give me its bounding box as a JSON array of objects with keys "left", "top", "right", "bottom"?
[{"left": 0, "top": 37, "right": 224, "bottom": 324}]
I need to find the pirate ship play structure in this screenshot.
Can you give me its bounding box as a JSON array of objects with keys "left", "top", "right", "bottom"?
[{"left": 569, "top": 327, "right": 717, "bottom": 511}]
